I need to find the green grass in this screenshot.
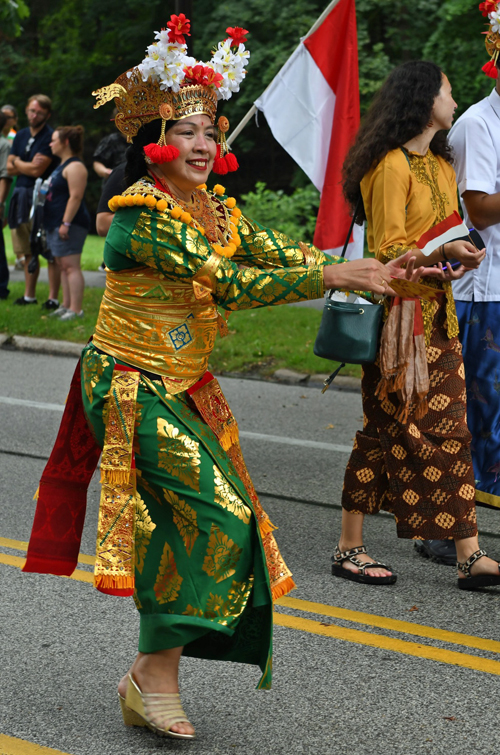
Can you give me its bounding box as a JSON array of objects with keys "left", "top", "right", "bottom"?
[
  {"left": 0, "top": 282, "right": 104, "bottom": 342},
  {"left": 1, "top": 273, "right": 361, "bottom": 379},
  {"left": 4, "top": 231, "right": 105, "bottom": 272},
  {"left": 208, "top": 305, "right": 361, "bottom": 378}
]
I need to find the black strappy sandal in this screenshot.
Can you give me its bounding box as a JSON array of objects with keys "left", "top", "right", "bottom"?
[
  {"left": 331, "top": 545, "right": 397, "bottom": 585},
  {"left": 457, "top": 548, "right": 500, "bottom": 590}
]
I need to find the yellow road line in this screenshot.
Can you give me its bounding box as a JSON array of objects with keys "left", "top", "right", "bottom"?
[
  {"left": 0, "top": 537, "right": 95, "bottom": 566},
  {"left": 276, "top": 596, "right": 500, "bottom": 655},
  {"left": 274, "top": 613, "right": 500, "bottom": 675},
  {"left": 3, "top": 537, "right": 500, "bottom": 675},
  {"left": 0, "top": 553, "right": 93, "bottom": 583},
  {"left": 0, "top": 733, "right": 70, "bottom": 755}
]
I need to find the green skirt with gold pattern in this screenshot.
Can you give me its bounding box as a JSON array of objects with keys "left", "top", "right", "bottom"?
[{"left": 81, "top": 342, "right": 273, "bottom": 688}]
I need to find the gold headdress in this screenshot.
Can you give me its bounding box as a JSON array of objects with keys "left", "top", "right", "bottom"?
[
  {"left": 92, "top": 14, "right": 249, "bottom": 171},
  {"left": 479, "top": 1, "right": 500, "bottom": 78}
]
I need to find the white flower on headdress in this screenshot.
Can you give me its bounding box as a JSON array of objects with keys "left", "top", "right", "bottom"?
[
  {"left": 133, "top": 22, "right": 249, "bottom": 100},
  {"left": 138, "top": 41, "right": 191, "bottom": 92},
  {"left": 490, "top": 10, "right": 500, "bottom": 32},
  {"left": 211, "top": 40, "right": 249, "bottom": 100}
]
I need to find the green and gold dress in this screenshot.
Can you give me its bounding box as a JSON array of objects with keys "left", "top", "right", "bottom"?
[{"left": 80, "top": 177, "right": 338, "bottom": 688}]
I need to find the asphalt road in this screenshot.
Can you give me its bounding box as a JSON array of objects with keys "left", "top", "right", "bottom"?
[{"left": 1, "top": 348, "right": 500, "bottom": 755}]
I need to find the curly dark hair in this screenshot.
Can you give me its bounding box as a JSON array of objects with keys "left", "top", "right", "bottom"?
[
  {"left": 125, "top": 119, "right": 175, "bottom": 186},
  {"left": 343, "top": 61, "right": 454, "bottom": 224}
]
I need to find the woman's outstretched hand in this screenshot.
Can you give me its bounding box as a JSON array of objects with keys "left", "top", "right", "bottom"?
[{"left": 323, "top": 250, "right": 427, "bottom": 296}]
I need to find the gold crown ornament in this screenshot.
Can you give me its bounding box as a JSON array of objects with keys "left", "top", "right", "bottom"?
[
  {"left": 92, "top": 14, "right": 249, "bottom": 171},
  {"left": 479, "top": 1, "right": 500, "bottom": 78}
]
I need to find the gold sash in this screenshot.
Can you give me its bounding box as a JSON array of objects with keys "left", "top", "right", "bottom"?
[{"left": 93, "top": 258, "right": 222, "bottom": 395}]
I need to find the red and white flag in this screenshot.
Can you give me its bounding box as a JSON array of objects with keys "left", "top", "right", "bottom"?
[
  {"left": 254, "top": 0, "right": 362, "bottom": 258},
  {"left": 416, "top": 211, "right": 469, "bottom": 256}
]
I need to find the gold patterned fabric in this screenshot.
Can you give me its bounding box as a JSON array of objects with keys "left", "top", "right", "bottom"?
[
  {"left": 92, "top": 180, "right": 331, "bottom": 394},
  {"left": 361, "top": 148, "right": 459, "bottom": 344},
  {"left": 82, "top": 342, "right": 275, "bottom": 688},
  {"left": 94, "top": 366, "right": 140, "bottom": 592},
  {"left": 81, "top": 179, "right": 344, "bottom": 688}
]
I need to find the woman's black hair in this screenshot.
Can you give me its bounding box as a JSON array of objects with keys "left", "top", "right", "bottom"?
[
  {"left": 125, "top": 118, "right": 175, "bottom": 186},
  {"left": 342, "top": 60, "right": 453, "bottom": 223}
]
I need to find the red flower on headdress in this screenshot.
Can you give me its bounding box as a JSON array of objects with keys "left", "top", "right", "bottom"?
[
  {"left": 184, "top": 64, "right": 224, "bottom": 88},
  {"left": 225, "top": 27, "right": 249, "bottom": 46},
  {"left": 167, "top": 13, "right": 191, "bottom": 44},
  {"left": 479, "top": 1, "right": 498, "bottom": 16}
]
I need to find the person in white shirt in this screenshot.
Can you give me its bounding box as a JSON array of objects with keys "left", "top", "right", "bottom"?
[{"left": 416, "top": 6, "right": 500, "bottom": 566}]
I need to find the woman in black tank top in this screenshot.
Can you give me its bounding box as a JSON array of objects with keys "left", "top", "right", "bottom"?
[{"left": 45, "top": 125, "right": 89, "bottom": 320}]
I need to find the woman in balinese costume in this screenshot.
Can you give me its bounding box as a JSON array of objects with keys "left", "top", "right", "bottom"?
[
  {"left": 334, "top": 61, "right": 500, "bottom": 590},
  {"left": 24, "top": 18, "right": 428, "bottom": 740}
]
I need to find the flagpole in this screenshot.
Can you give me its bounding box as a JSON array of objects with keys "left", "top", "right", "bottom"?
[{"left": 228, "top": 0, "right": 342, "bottom": 146}]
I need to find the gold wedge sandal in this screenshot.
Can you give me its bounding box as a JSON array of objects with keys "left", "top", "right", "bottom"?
[{"left": 119, "top": 674, "right": 195, "bottom": 740}]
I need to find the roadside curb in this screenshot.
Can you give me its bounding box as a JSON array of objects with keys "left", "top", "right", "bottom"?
[
  {"left": 0, "top": 333, "right": 362, "bottom": 392},
  {"left": 0, "top": 333, "right": 84, "bottom": 358}
]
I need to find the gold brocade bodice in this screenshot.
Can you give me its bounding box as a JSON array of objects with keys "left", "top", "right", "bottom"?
[{"left": 93, "top": 263, "right": 221, "bottom": 394}]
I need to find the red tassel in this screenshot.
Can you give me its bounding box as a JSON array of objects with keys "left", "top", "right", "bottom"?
[
  {"left": 144, "top": 143, "right": 180, "bottom": 163},
  {"left": 225, "top": 152, "right": 239, "bottom": 172},
  {"left": 213, "top": 155, "right": 229, "bottom": 175},
  {"left": 482, "top": 60, "right": 498, "bottom": 79}
]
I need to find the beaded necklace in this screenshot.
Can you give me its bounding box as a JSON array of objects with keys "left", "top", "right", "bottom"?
[{"left": 108, "top": 180, "right": 242, "bottom": 259}]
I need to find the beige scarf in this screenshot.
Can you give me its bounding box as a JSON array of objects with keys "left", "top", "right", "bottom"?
[{"left": 376, "top": 297, "right": 429, "bottom": 425}]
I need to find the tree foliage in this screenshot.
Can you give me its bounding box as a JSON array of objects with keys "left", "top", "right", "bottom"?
[
  {"left": 0, "top": 0, "right": 494, "bottom": 222},
  {"left": 0, "top": 0, "right": 29, "bottom": 38}
]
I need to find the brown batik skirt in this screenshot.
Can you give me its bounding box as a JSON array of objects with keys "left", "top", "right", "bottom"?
[{"left": 342, "top": 303, "right": 478, "bottom": 540}]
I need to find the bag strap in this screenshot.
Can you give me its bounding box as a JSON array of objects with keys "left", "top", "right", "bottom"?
[
  {"left": 322, "top": 193, "right": 362, "bottom": 392},
  {"left": 327, "top": 194, "right": 363, "bottom": 303},
  {"left": 340, "top": 195, "right": 363, "bottom": 259}
]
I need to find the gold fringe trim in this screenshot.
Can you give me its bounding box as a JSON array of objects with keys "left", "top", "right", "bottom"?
[
  {"left": 94, "top": 574, "right": 135, "bottom": 590},
  {"left": 272, "top": 576, "right": 296, "bottom": 601},
  {"left": 33, "top": 486, "right": 39, "bottom": 502},
  {"left": 259, "top": 517, "right": 277, "bottom": 538},
  {"left": 219, "top": 424, "right": 240, "bottom": 452},
  {"left": 100, "top": 467, "right": 134, "bottom": 485}
]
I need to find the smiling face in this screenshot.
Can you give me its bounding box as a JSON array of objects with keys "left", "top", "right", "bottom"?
[
  {"left": 156, "top": 114, "right": 217, "bottom": 195},
  {"left": 431, "top": 74, "right": 457, "bottom": 131}
]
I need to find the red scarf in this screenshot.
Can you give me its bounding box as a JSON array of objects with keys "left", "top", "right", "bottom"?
[{"left": 23, "top": 361, "right": 101, "bottom": 575}]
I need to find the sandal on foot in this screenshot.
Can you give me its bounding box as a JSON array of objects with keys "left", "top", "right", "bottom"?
[
  {"left": 457, "top": 549, "right": 500, "bottom": 591},
  {"left": 121, "top": 674, "right": 195, "bottom": 740},
  {"left": 331, "top": 545, "right": 397, "bottom": 585}
]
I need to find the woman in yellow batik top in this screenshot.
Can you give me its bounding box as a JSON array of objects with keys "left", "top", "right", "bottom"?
[
  {"left": 23, "top": 17, "right": 425, "bottom": 740},
  {"left": 333, "top": 60, "right": 500, "bottom": 591}
]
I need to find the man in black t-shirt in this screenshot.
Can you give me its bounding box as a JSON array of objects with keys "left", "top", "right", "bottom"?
[{"left": 7, "top": 94, "right": 60, "bottom": 307}]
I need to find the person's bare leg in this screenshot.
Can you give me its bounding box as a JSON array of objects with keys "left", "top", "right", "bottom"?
[
  {"left": 455, "top": 536, "right": 499, "bottom": 578},
  {"left": 61, "top": 255, "right": 84, "bottom": 313},
  {"left": 338, "top": 509, "right": 393, "bottom": 578},
  {"left": 118, "top": 648, "right": 194, "bottom": 736},
  {"left": 56, "top": 259, "right": 70, "bottom": 309},
  {"left": 47, "top": 259, "right": 60, "bottom": 302},
  {"left": 23, "top": 255, "right": 39, "bottom": 299}
]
